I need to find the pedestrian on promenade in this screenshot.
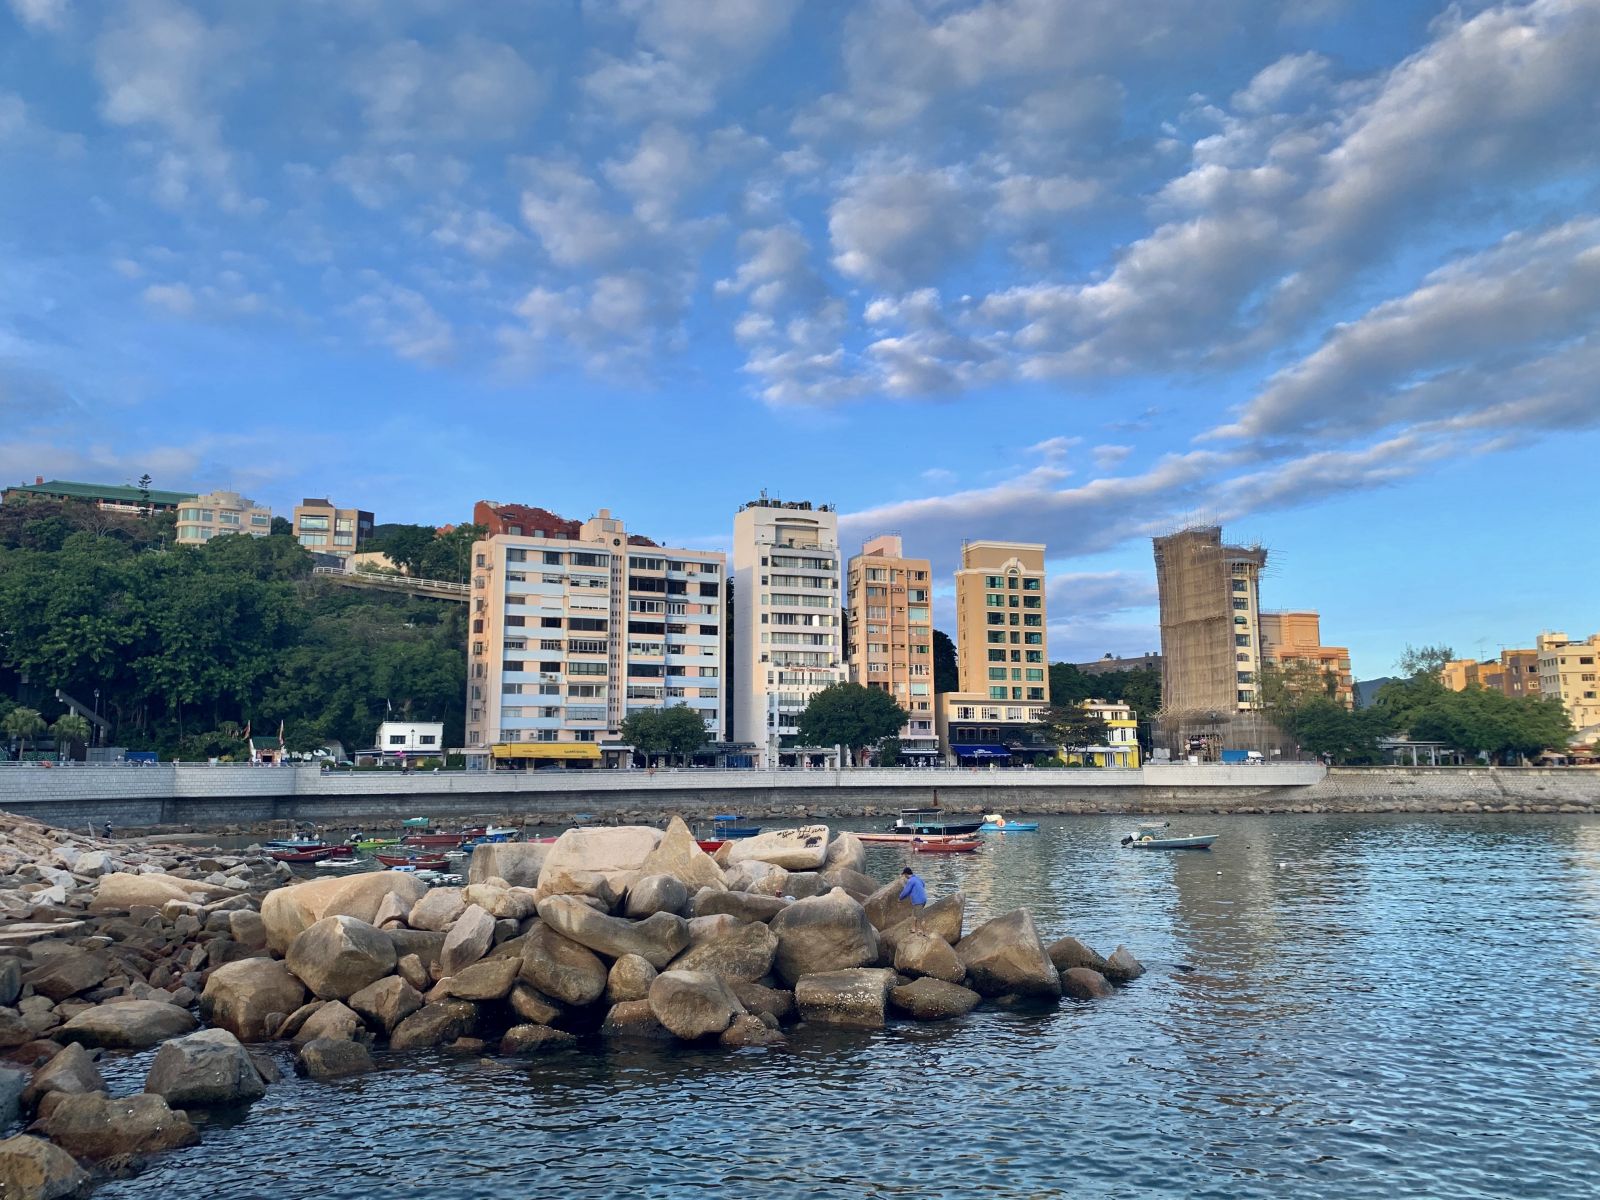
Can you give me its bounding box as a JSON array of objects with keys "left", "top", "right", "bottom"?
[{"left": 899, "top": 866, "right": 926, "bottom": 909}]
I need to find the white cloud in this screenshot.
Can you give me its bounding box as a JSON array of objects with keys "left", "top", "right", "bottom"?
[
  {"left": 518, "top": 159, "right": 634, "bottom": 268},
  {"left": 430, "top": 208, "right": 521, "bottom": 261},
  {"left": 8, "top": 0, "right": 67, "bottom": 32},
  {"left": 829, "top": 167, "right": 980, "bottom": 287},
  {"left": 580, "top": 53, "right": 717, "bottom": 122},
  {"left": 602, "top": 123, "right": 699, "bottom": 227},
  {"left": 348, "top": 37, "right": 544, "bottom": 143},
  {"left": 141, "top": 282, "right": 195, "bottom": 316},
  {"left": 345, "top": 275, "right": 455, "bottom": 364}
]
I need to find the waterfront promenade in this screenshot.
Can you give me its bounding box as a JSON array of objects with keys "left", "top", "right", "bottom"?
[{"left": 0, "top": 761, "right": 1595, "bottom": 829}]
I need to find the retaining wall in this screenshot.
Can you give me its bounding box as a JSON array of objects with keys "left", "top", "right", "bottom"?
[{"left": 0, "top": 763, "right": 1595, "bottom": 829}]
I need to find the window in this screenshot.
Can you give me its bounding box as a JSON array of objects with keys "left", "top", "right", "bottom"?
[
  {"left": 570, "top": 552, "right": 606, "bottom": 567},
  {"left": 989, "top": 686, "right": 1008, "bottom": 699},
  {"left": 299, "top": 515, "right": 329, "bottom": 531},
  {"left": 1025, "top": 669, "right": 1044, "bottom": 681},
  {"left": 986, "top": 593, "right": 1005, "bottom": 607},
  {"left": 1023, "top": 578, "right": 1040, "bottom": 590},
  {"left": 419, "top": 735, "right": 436, "bottom": 745},
  {"left": 569, "top": 662, "right": 607, "bottom": 675},
  {"left": 388, "top": 735, "right": 405, "bottom": 745},
  {"left": 1232, "top": 599, "right": 1248, "bottom": 610},
  {"left": 987, "top": 613, "right": 1006, "bottom": 626},
  {"left": 1026, "top": 688, "right": 1045, "bottom": 700},
  {"left": 1024, "top": 632, "right": 1042, "bottom": 645},
  {"left": 987, "top": 631, "right": 1007, "bottom": 644},
  {"left": 988, "top": 667, "right": 1008, "bottom": 680},
  {"left": 1022, "top": 596, "right": 1041, "bottom": 609},
  {"left": 1237, "top": 671, "right": 1253, "bottom": 683},
  {"left": 1025, "top": 651, "right": 1042, "bottom": 663},
  {"left": 250, "top": 514, "right": 269, "bottom": 526},
  {"left": 1022, "top": 615, "right": 1041, "bottom": 627},
  {"left": 1235, "top": 634, "right": 1250, "bottom": 646},
  {"left": 988, "top": 649, "right": 1006, "bottom": 662},
  {"left": 1232, "top": 580, "right": 1248, "bottom": 592},
  {"left": 1237, "top": 689, "right": 1253, "bottom": 703},
  {"left": 299, "top": 533, "right": 327, "bottom": 547},
  {"left": 335, "top": 518, "right": 354, "bottom": 532}
]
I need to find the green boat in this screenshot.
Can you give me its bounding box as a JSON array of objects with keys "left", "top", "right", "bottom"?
[{"left": 353, "top": 838, "right": 400, "bottom": 851}]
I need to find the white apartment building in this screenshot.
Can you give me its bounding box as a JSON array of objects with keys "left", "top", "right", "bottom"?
[
  {"left": 175, "top": 491, "right": 273, "bottom": 545},
  {"left": 732, "top": 496, "right": 845, "bottom": 767},
  {"left": 464, "top": 509, "right": 725, "bottom": 766}
]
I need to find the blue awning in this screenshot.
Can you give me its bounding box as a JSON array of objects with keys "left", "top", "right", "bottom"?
[{"left": 953, "top": 745, "right": 1011, "bottom": 757}]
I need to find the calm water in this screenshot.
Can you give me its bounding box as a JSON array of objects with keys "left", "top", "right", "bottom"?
[{"left": 90, "top": 813, "right": 1600, "bottom": 1199}]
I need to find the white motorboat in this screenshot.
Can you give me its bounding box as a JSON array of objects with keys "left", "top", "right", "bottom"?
[{"left": 1121, "top": 821, "right": 1217, "bottom": 851}]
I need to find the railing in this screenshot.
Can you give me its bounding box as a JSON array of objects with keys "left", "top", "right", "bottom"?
[{"left": 311, "top": 566, "right": 470, "bottom": 600}]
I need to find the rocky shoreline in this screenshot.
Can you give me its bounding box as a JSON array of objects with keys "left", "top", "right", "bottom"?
[{"left": 0, "top": 814, "right": 1142, "bottom": 1199}]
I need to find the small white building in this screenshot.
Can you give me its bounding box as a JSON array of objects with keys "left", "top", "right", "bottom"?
[{"left": 374, "top": 722, "right": 445, "bottom": 759}]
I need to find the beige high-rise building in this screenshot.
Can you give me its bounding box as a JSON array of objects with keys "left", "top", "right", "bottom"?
[
  {"left": 293, "top": 498, "right": 373, "bottom": 557},
  {"left": 1536, "top": 632, "right": 1600, "bottom": 734},
  {"left": 732, "top": 496, "right": 845, "bottom": 767},
  {"left": 174, "top": 490, "right": 272, "bottom": 545},
  {"left": 464, "top": 509, "right": 725, "bottom": 767},
  {"left": 846, "top": 536, "right": 937, "bottom": 761},
  {"left": 1442, "top": 649, "right": 1542, "bottom": 699},
  {"left": 937, "top": 540, "right": 1054, "bottom": 764},
  {"left": 1259, "top": 611, "right": 1354, "bottom": 709}
]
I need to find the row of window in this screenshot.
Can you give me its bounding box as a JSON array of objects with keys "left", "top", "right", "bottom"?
[
  {"left": 988, "top": 649, "right": 1045, "bottom": 663},
  {"left": 985, "top": 613, "right": 1044, "bottom": 627},
  {"left": 983, "top": 575, "right": 1042, "bottom": 590},
  {"left": 985, "top": 594, "right": 1043, "bottom": 609}
]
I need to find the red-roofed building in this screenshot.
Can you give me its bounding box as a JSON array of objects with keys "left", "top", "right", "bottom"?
[{"left": 473, "top": 500, "right": 658, "bottom": 546}]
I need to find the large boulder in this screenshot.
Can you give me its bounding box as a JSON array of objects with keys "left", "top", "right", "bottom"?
[
  {"left": 407, "top": 887, "right": 467, "bottom": 933},
  {"left": 286, "top": 916, "right": 397, "bottom": 1000},
  {"left": 647, "top": 970, "right": 742, "bottom": 1040},
  {"left": 667, "top": 922, "right": 778, "bottom": 982},
  {"left": 22, "top": 1045, "right": 103, "bottom": 1109},
  {"left": 387, "top": 929, "right": 447, "bottom": 969},
  {"left": 606, "top": 954, "right": 657, "bottom": 1003},
  {"left": 955, "top": 910, "right": 1061, "bottom": 999},
  {"left": 90, "top": 872, "right": 227, "bottom": 912},
  {"left": 889, "top": 977, "right": 982, "bottom": 1021},
  {"left": 349, "top": 976, "right": 424, "bottom": 1033},
  {"left": 468, "top": 842, "right": 550, "bottom": 888},
  {"left": 818, "top": 865, "right": 878, "bottom": 902},
  {"left": 730, "top": 980, "right": 794, "bottom": 1023},
  {"left": 769, "top": 888, "right": 878, "bottom": 986},
  {"left": 389, "top": 1000, "right": 476, "bottom": 1051},
  {"left": 0, "top": 958, "right": 19, "bottom": 1007},
  {"left": 36, "top": 1091, "right": 198, "bottom": 1160},
  {"left": 1102, "top": 945, "right": 1146, "bottom": 983},
  {"left": 462, "top": 884, "right": 538, "bottom": 922},
  {"left": 538, "top": 826, "right": 664, "bottom": 896},
  {"left": 261, "top": 873, "right": 427, "bottom": 954},
  {"left": 292, "top": 1001, "right": 361, "bottom": 1047},
  {"left": 144, "top": 1028, "right": 266, "bottom": 1107},
  {"left": 519, "top": 923, "right": 607, "bottom": 1006},
  {"left": 1046, "top": 936, "right": 1107, "bottom": 975},
  {"left": 600, "top": 999, "right": 671, "bottom": 1040},
  {"left": 862, "top": 881, "right": 919, "bottom": 932},
  {"left": 894, "top": 930, "right": 965, "bottom": 983},
  {"left": 536, "top": 896, "right": 689, "bottom": 969},
  {"left": 0, "top": 1134, "right": 89, "bottom": 1200},
  {"left": 203, "top": 958, "right": 307, "bottom": 1043},
  {"left": 444, "top": 957, "right": 520, "bottom": 1002},
  {"left": 724, "top": 825, "right": 830, "bottom": 870},
  {"left": 690, "top": 890, "right": 790, "bottom": 924},
  {"left": 20, "top": 953, "right": 108, "bottom": 1004},
  {"left": 500, "top": 1025, "right": 576, "bottom": 1056},
  {"left": 720, "top": 1014, "right": 786, "bottom": 1048},
  {"left": 508, "top": 983, "right": 564, "bottom": 1026},
  {"left": 823, "top": 831, "right": 867, "bottom": 875},
  {"left": 623, "top": 875, "right": 690, "bottom": 919},
  {"left": 794, "top": 968, "right": 897, "bottom": 1029},
  {"left": 57, "top": 1002, "right": 197, "bottom": 1050},
  {"left": 296, "top": 1038, "right": 374, "bottom": 1080},
  {"left": 921, "top": 893, "right": 966, "bottom": 944},
  {"left": 440, "top": 905, "right": 496, "bottom": 976},
  {"left": 636, "top": 817, "right": 726, "bottom": 892},
  {"left": 1059, "top": 967, "right": 1115, "bottom": 1000}
]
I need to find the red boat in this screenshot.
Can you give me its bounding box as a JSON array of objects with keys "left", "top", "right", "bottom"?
[
  {"left": 376, "top": 852, "right": 448, "bottom": 870},
  {"left": 271, "top": 847, "right": 334, "bottom": 864},
  {"left": 911, "top": 839, "right": 980, "bottom": 854},
  {"left": 696, "top": 840, "right": 726, "bottom": 853},
  {"left": 402, "top": 833, "right": 467, "bottom": 848}
]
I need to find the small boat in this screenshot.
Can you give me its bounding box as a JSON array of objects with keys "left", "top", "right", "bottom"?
[
  {"left": 891, "top": 808, "right": 983, "bottom": 836},
  {"left": 352, "top": 837, "right": 400, "bottom": 851},
  {"left": 696, "top": 839, "right": 727, "bottom": 853},
  {"left": 713, "top": 815, "right": 761, "bottom": 838},
  {"left": 316, "top": 857, "right": 368, "bottom": 872},
  {"left": 912, "top": 839, "right": 980, "bottom": 854},
  {"left": 979, "top": 814, "right": 1039, "bottom": 832},
  {"left": 858, "top": 832, "right": 975, "bottom": 846},
  {"left": 265, "top": 836, "right": 325, "bottom": 851},
  {"left": 376, "top": 852, "right": 449, "bottom": 870},
  {"left": 270, "top": 846, "right": 334, "bottom": 864},
  {"left": 402, "top": 832, "right": 469, "bottom": 848},
  {"left": 1121, "top": 823, "right": 1218, "bottom": 851}
]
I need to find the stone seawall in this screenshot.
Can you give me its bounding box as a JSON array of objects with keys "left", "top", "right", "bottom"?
[{"left": 0, "top": 764, "right": 1595, "bottom": 829}]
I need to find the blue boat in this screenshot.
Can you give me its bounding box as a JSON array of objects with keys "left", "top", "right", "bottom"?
[
  {"left": 979, "top": 814, "right": 1039, "bottom": 832},
  {"left": 713, "top": 815, "right": 762, "bottom": 838}
]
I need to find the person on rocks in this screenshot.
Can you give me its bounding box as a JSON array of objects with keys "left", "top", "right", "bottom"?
[
  {"left": 103, "top": 820, "right": 112, "bottom": 840},
  {"left": 899, "top": 866, "right": 927, "bottom": 909}
]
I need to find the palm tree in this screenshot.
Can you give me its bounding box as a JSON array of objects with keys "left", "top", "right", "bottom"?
[
  {"left": 50, "top": 713, "right": 92, "bottom": 760},
  {"left": 3, "top": 707, "right": 46, "bottom": 758}
]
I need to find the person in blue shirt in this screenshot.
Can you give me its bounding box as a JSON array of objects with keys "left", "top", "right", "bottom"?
[{"left": 899, "top": 867, "right": 927, "bottom": 908}]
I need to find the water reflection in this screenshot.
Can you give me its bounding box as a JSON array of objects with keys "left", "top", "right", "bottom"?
[{"left": 92, "top": 813, "right": 1600, "bottom": 1200}]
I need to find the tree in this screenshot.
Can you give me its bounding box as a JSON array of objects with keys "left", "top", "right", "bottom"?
[
  {"left": 620, "top": 705, "right": 708, "bottom": 765},
  {"left": 796, "top": 683, "right": 908, "bottom": 765},
  {"left": 932, "top": 630, "right": 959, "bottom": 693},
  {"left": 136, "top": 474, "right": 152, "bottom": 517},
  {"left": 49, "top": 712, "right": 91, "bottom": 758},
  {"left": 1281, "top": 698, "right": 1392, "bottom": 763},
  {"left": 1032, "top": 705, "right": 1110, "bottom": 755},
  {"left": 2, "top": 707, "right": 46, "bottom": 757},
  {"left": 270, "top": 516, "right": 293, "bottom": 537},
  {"left": 1048, "top": 662, "right": 1095, "bottom": 706},
  {"left": 1398, "top": 643, "right": 1457, "bottom": 680},
  {"left": 373, "top": 525, "right": 436, "bottom": 576},
  {"left": 419, "top": 523, "right": 485, "bottom": 582}
]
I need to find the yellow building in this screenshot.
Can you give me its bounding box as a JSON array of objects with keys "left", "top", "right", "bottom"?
[
  {"left": 938, "top": 540, "right": 1054, "bottom": 764},
  {"left": 1062, "top": 699, "right": 1141, "bottom": 768},
  {"left": 1536, "top": 631, "right": 1600, "bottom": 733},
  {"left": 1259, "top": 611, "right": 1354, "bottom": 708},
  {"left": 846, "top": 535, "right": 937, "bottom": 761}
]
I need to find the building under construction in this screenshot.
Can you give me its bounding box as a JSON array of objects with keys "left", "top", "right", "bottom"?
[{"left": 1152, "top": 525, "right": 1292, "bottom": 758}]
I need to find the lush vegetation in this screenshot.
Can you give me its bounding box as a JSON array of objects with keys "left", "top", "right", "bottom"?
[
  {"left": 362, "top": 522, "right": 485, "bottom": 582},
  {"left": 618, "top": 705, "right": 708, "bottom": 765},
  {"left": 1030, "top": 706, "right": 1111, "bottom": 755},
  {"left": 796, "top": 682, "right": 909, "bottom": 765},
  {"left": 0, "top": 503, "right": 466, "bottom": 759}
]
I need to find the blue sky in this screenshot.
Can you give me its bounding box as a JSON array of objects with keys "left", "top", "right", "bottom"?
[{"left": 2, "top": 0, "right": 1598, "bottom": 674}]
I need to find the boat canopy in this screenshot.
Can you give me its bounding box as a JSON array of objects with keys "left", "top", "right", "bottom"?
[
  {"left": 713, "top": 814, "right": 744, "bottom": 821},
  {"left": 953, "top": 744, "right": 1011, "bottom": 757}
]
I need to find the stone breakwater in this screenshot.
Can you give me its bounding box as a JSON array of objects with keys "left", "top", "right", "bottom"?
[{"left": 0, "top": 816, "right": 1141, "bottom": 1199}]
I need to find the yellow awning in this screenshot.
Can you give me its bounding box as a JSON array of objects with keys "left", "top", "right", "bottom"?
[{"left": 491, "top": 742, "right": 601, "bottom": 761}]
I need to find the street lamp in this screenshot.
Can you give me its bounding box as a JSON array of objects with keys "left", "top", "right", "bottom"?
[{"left": 93, "top": 690, "right": 100, "bottom": 747}]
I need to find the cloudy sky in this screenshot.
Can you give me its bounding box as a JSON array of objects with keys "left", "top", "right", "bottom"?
[{"left": 3, "top": 0, "right": 1597, "bottom": 670}]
